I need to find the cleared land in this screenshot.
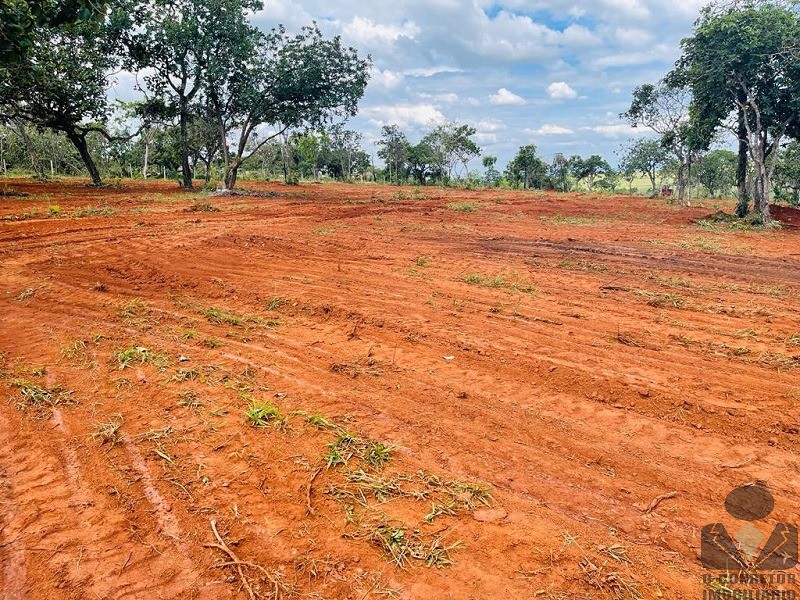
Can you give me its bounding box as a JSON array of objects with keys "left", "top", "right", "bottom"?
[{"left": 1, "top": 179, "right": 799, "bottom": 599}]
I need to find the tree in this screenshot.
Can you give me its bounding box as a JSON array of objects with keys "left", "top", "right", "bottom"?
[
  {"left": 425, "top": 122, "right": 480, "bottom": 182},
  {"left": 0, "top": 17, "right": 121, "bottom": 184},
  {"left": 377, "top": 125, "right": 408, "bottom": 185},
  {"left": 774, "top": 140, "right": 800, "bottom": 205},
  {"left": 698, "top": 149, "right": 737, "bottom": 198},
  {"left": 506, "top": 145, "right": 546, "bottom": 190},
  {"left": 208, "top": 24, "right": 370, "bottom": 189},
  {"left": 622, "top": 83, "right": 698, "bottom": 204},
  {"left": 619, "top": 139, "right": 669, "bottom": 197},
  {"left": 569, "top": 155, "right": 611, "bottom": 191},
  {"left": 0, "top": 0, "right": 105, "bottom": 64},
  {"left": 482, "top": 155, "right": 501, "bottom": 188},
  {"left": 675, "top": 3, "right": 800, "bottom": 221},
  {"left": 549, "top": 153, "right": 571, "bottom": 192},
  {"left": 407, "top": 139, "right": 438, "bottom": 185}
]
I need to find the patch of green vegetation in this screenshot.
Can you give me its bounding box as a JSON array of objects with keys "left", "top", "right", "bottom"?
[
  {"left": 47, "top": 204, "right": 62, "bottom": 217},
  {"left": 306, "top": 413, "right": 336, "bottom": 430},
  {"left": 202, "top": 307, "right": 260, "bottom": 327},
  {"left": 12, "top": 379, "right": 75, "bottom": 409},
  {"left": 115, "top": 346, "right": 169, "bottom": 370},
  {"left": 73, "top": 205, "right": 116, "bottom": 218},
  {"left": 245, "top": 399, "right": 286, "bottom": 428},
  {"left": 325, "top": 433, "right": 394, "bottom": 468},
  {"left": 415, "top": 256, "right": 429, "bottom": 267},
  {"left": 542, "top": 213, "right": 601, "bottom": 226},
  {"left": 117, "top": 298, "right": 150, "bottom": 320},
  {"left": 446, "top": 202, "right": 477, "bottom": 212},
  {"left": 91, "top": 414, "right": 123, "bottom": 446},
  {"left": 348, "top": 519, "right": 462, "bottom": 569},
  {"left": 461, "top": 272, "right": 535, "bottom": 293},
  {"left": 634, "top": 290, "right": 687, "bottom": 309},
  {"left": 266, "top": 296, "right": 287, "bottom": 311}
]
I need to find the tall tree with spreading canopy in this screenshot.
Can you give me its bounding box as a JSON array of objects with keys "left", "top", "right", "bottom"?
[
  {"left": 206, "top": 23, "right": 370, "bottom": 190},
  {"left": 506, "top": 145, "right": 546, "bottom": 190},
  {"left": 674, "top": 2, "right": 800, "bottom": 222},
  {"left": 0, "top": 16, "right": 122, "bottom": 184},
  {"left": 622, "top": 84, "right": 698, "bottom": 205}
]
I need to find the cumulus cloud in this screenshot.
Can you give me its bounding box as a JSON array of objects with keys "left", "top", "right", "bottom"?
[
  {"left": 547, "top": 82, "right": 578, "bottom": 100},
  {"left": 589, "top": 124, "right": 649, "bottom": 138},
  {"left": 489, "top": 88, "right": 526, "bottom": 106},
  {"left": 527, "top": 124, "right": 575, "bottom": 136},
  {"left": 362, "top": 103, "right": 446, "bottom": 128},
  {"left": 342, "top": 16, "right": 420, "bottom": 47},
  {"left": 370, "top": 68, "right": 405, "bottom": 89}
]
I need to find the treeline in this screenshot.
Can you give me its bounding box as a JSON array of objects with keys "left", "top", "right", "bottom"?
[
  {"left": 2, "top": 0, "right": 799, "bottom": 217},
  {"left": 0, "top": 0, "right": 372, "bottom": 190}
]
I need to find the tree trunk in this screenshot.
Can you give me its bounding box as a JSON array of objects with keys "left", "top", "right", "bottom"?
[
  {"left": 735, "top": 111, "right": 749, "bottom": 218},
  {"left": 16, "top": 122, "right": 46, "bottom": 179},
  {"left": 179, "top": 97, "right": 193, "bottom": 189},
  {"left": 226, "top": 165, "right": 239, "bottom": 190},
  {"left": 66, "top": 132, "right": 102, "bottom": 185},
  {"left": 142, "top": 134, "right": 150, "bottom": 179},
  {"left": 676, "top": 162, "right": 687, "bottom": 205},
  {"left": 750, "top": 144, "right": 772, "bottom": 224}
]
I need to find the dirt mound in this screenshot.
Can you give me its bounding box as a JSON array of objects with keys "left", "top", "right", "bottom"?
[{"left": 771, "top": 204, "right": 800, "bottom": 229}]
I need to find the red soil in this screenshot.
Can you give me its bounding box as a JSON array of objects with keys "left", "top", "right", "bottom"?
[{"left": 1, "top": 179, "right": 799, "bottom": 599}]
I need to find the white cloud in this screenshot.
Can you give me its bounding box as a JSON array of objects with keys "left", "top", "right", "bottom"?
[
  {"left": 547, "top": 82, "right": 578, "bottom": 100},
  {"left": 418, "top": 92, "right": 460, "bottom": 105},
  {"left": 342, "top": 17, "right": 420, "bottom": 47},
  {"left": 403, "top": 66, "right": 462, "bottom": 77},
  {"left": 589, "top": 124, "right": 648, "bottom": 138},
  {"left": 526, "top": 124, "right": 575, "bottom": 136},
  {"left": 363, "top": 103, "right": 446, "bottom": 128},
  {"left": 370, "top": 68, "right": 405, "bottom": 89},
  {"left": 489, "top": 88, "right": 526, "bottom": 106}
]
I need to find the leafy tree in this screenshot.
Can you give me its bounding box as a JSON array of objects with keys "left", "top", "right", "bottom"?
[
  {"left": 425, "top": 122, "right": 480, "bottom": 182},
  {"left": 569, "top": 155, "right": 611, "bottom": 191},
  {"left": 0, "top": 0, "right": 105, "bottom": 64},
  {"left": 0, "top": 17, "right": 121, "bottom": 184},
  {"left": 407, "top": 139, "right": 438, "bottom": 185},
  {"left": 774, "top": 140, "right": 800, "bottom": 205},
  {"left": 377, "top": 125, "right": 409, "bottom": 185},
  {"left": 698, "top": 149, "right": 737, "bottom": 198},
  {"left": 506, "top": 145, "right": 546, "bottom": 189},
  {"left": 675, "top": 3, "right": 800, "bottom": 221},
  {"left": 622, "top": 83, "right": 698, "bottom": 204},
  {"left": 549, "top": 153, "right": 571, "bottom": 192},
  {"left": 207, "top": 24, "right": 370, "bottom": 189},
  {"left": 618, "top": 139, "right": 669, "bottom": 197},
  {"left": 482, "top": 155, "right": 501, "bottom": 188}
]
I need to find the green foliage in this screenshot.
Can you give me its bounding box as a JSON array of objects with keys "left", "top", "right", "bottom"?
[
  {"left": 505, "top": 144, "right": 546, "bottom": 190},
  {"left": 0, "top": 0, "right": 105, "bottom": 64},
  {"left": 569, "top": 154, "right": 612, "bottom": 191},
  {"left": 244, "top": 399, "right": 284, "bottom": 427},
  {"left": 618, "top": 139, "right": 669, "bottom": 196}
]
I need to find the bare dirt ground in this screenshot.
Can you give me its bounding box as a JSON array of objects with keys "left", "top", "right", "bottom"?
[{"left": 1, "top": 179, "right": 799, "bottom": 599}]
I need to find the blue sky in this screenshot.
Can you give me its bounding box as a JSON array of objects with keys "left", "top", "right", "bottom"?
[{"left": 114, "top": 0, "right": 709, "bottom": 168}]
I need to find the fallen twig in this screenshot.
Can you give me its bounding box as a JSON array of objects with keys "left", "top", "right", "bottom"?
[
  {"left": 719, "top": 456, "right": 758, "bottom": 471},
  {"left": 205, "top": 519, "right": 282, "bottom": 599},
  {"left": 644, "top": 491, "right": 678, "bottom": 514},
  {"left": 306, "top": 467, "right": 323, "bottom": 516}
]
